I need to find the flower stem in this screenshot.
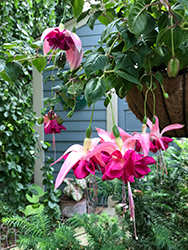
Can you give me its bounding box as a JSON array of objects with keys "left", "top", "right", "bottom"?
[{"left": 171, "top": 16, "right": 175, "bottom": 58}]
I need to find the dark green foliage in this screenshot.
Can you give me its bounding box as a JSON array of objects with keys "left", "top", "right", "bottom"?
[
  {"left": 41, "top": 156, "right": 61, "bottom": 223},
  {"left": 68, "top": 213, "right": 127, "bottom": 250},
  {"left": 2, "top": 212, "right": 81, "bottom": 250},
  {"left": 93, "top": 139, "right": 188, "bottom": 249},
  {"left": 0, "top": 73, "right": 37, "bottom": 215}
]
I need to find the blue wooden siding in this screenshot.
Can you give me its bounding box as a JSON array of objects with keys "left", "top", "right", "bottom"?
[{"left": 118, "top": 98, "right": 142, "bottom": 133}]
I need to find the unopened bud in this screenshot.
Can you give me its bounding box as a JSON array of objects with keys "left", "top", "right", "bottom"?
[
  {"left": 86, "top": 126, "right": 92, "bottom": 138},
  {"left": 67, "top": 110, "right": 74, "bottom": 118},
  {"left": 37, "top": 116, "right": 44, "bottom": 124},
  {"left": 143, "top": 116, "right": 147, "bottom": 125},
  {"left": 112, "top": 125, "right": 120, "bottom": 138},
  {"left": 48, "top": 110, "right": 55, "bottom": 120},
  {"left": 56, "top": 116, "right": 64, "bottom": 125}
]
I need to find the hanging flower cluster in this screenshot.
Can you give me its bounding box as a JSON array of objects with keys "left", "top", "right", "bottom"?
[
  {"left": 41, "top": 26, "right": 83, "bottom": 70},
  {"left": 51, "top": 116, "right": 183, "bottom": 239},
  {"left": 37, "top": 110, "right": 66, "bottom": 150}
]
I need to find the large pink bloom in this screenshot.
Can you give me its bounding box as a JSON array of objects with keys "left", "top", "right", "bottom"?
[
  {"left": 85, "top": 128, "right": 155, "bottom": 183},
  {"left": 41, "top": 27, "right": 83, "bottom": 70},
  {"left": 147, "top": 116, "right": 184, "bottom": 153},
  {"left": 51, "top": 138, "right": 102, "bottom": 190},
  {"left": 101, "top": 149, "right": 155, "bottom": 183}
]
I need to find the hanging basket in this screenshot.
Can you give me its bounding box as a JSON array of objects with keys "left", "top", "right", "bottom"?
[{"left": 126, "top": 71, "right": 188, "bottom": 137}]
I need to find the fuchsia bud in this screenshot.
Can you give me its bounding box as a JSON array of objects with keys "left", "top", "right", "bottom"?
[{"left": 48, "top": 110, "right": 55, "bottom": 120}]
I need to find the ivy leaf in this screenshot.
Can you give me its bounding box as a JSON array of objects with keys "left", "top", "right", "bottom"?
[
  {"left": 87, "top": 10, "right": 102, "bottom": 30},
  {"left": 32, "top": 57, "right": 47, "bottom": 73},
  {"left": 4, "top": 61, "right": 22, "bottom": 82},
  {"left": 84, "top": 78, "right": 106, "bottom": 107},
  {"left": 128, "top": 0, "right": 147, "bottom": 36},
  {"left": 115, "top": 69, "right": 141, "bottom": 85},
  {"left": 84, "top": 53, "right": 108, "bottom": 76}
]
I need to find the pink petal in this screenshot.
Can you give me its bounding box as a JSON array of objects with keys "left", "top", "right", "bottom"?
[
  {"left": 66, "top": 47, "right": 83, "bottom": 70},
  {"left": 66, "top": 31, "right": 82, "bottom": 52},
  {"left": 124, "top": 150, "right": 135, "bottom": 176},
  {"left": 42, "top": 40, "right": 52, "bottom": 56},
  {"left": 90, "top": 137, "right": 101, "bottom": 148},
  {"left": 161, "top": 124, "right": 184, "bottom": 136},
  {"left": 135, "top": 164, "right": 151, "bottom": 175},
  {"left": 41, "top": 27, "right": 55, "bottom": 41},
  {"left": 150, "top": 116, "right": 160, "bottom": 136},
  {"left": 54, "top": 152, "right": 83, "bottom": 190},
  {"left": 122, "top": 137, "right": 136, "bottom": 153},
  {"left": 146, "top": 117, "right": 153, "bottom": 130},
  {"left": 95, "top": 127, "right": 112, "bottom": 142},
  {"left": 118, "top": 127, "right": 131, "bottom": 141},
  {"left": 150, "top": 133, "right": 166, "bottom": 150},
  {"left": 73, "top": 161, "right": 89, "bottom": 179},
  {"left": 51, "top": 144, "right": 83, "bottom": 166},
  {"left": 84, "top": 142, "right": 118, "bottom": 160}
]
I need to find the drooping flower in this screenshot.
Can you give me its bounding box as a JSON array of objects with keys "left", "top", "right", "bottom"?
[
  {"left": 85, "top": 128, "right": 155, "bottom": 183},
  {"left": 44, "top": 111, "right": 66, "bottom": 150},
  {"left": 147, "top": 116, "right": 184, "bottom": 153},
  {"left": 51, "top": 137, "right": 103, "bottom": 190},
  {"left": 41, "top": 26, "right": 83, "bottom": 70},
  {"left": 43, "top": 111, "right": 66, "bottom": 135}
]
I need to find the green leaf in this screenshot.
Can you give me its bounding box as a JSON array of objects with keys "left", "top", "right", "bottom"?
[
  {"left": 32, "top": 57, "right": 47, "bottom": 73},
  {"left": 177, "top": 0, "right": 188, "bottom": 8},
  {"left": 155, "top": 27, "right": 170, "bottom": 56},
  {"left": 84, "top": 78, "right": 106, "bottom": 107},
  {"left": 48, "top": 201, "right": 57, "bottom": 209},
  {"left": 0, "top": 59, "right": 5, "bottom": 73},
  {"left": 4, "top": 61, "right": 22, "bottom": 82},
  {"left": 128, "top": 0, "right": 147, "bottom": 36},
  {"left": 2, "top": 43, "right": 16, "bottom": 49},
  {"left": 98, "top": 9, "right": 115, "bottom": 25},
  {"left": 164, "top": 25, "right": 183, "bottom": 49},
  {"left": 87, "top": 10, "right": 102, "bottom": 30},
  {"left": 115, "top": 53, "right": 134, "bottom": 70},
  {"left": 116, "top": 25, "right": 137, "bottom": 51},
  {"left": 115, "top": 69, "right": 141, "bottom": 85},
  {"left": 26, "top": 193, "right": 39, "bottom": 203},
  {"left": 101, "top": 19, "right": 120, "bottom": 43},
  {"left": 84, "top": 53, "right": 108, "bottom": 76},
  {"left": 71, "top": 0, "right": 84, "bottom": 18},
  {"left": 77, "top": 10, "right": 90, "bottom": 23}
]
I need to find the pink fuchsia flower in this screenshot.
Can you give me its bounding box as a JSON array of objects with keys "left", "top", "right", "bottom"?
[
  {"left": 101, "top": 149, "right": 155, "bottom": 183},
  {"left": 41, "top": 26, "right": 83, "bottom": 70},
  {"left": 85, "top": 128, "right": 155, "bottom": 183},
  {"left": 43, "top": 111, "right": 66, "bottom": 135},
  {"left": 51, "top": 137, "right": 103, "bottom": 190},
  {"left": 147, "top": 116, "right": 184, "bottom": 153}
]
